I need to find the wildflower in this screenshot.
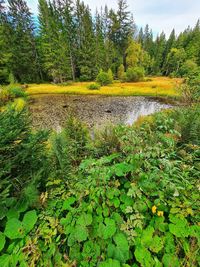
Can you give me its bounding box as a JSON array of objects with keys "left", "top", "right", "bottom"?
[
  {"left": 152, "top": 205, "right": 157, "bottom": 214},
  {"left": 157, "top": 211, "right": 164, "bottom": 217}
]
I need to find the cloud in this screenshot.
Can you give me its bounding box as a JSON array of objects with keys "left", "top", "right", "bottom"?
[{"left": 25, "top": 0, "right": 200, "bottom": 37}]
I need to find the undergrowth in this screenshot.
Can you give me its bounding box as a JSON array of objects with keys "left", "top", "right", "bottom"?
[{"left": 0, "top": 93, "right": 199, "bottom": 266}]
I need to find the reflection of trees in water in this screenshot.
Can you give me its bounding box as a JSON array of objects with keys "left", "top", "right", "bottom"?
[
  {"left": 126, "top": 101, "right": 172, "bottom": 125},
  {"left": 30, "top": 95, "right": 172, "bottom": 130}
]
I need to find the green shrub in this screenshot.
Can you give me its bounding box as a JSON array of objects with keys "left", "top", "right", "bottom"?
[
  {"left": 49, "top": 115, "right": 89, "bottom": 177},
  {"left": 0, "top": 104, "right": 48, "bottom": 208},
  {"left": 179, "top": 75, "right": 200, "bottom": 103},
  {"left": 179, "top": 60, "right": 199, "bottom": 77},
  {"left": 126, "top": 67, "right": 145, "bottom": 82},
  {"left": 0, "top": 86, "right": 27, "bottom": 106},
  {"left": 7, "top": 86, "right": 27, "bottom": 98},
  {"left": 87, "top": 83, "right": 101, "bottom": 90},
  {"left": 117, "top": 64, "right": 126, "bottom": 82},
  {"left": 92, "top": 125, "right": 121, "bottom": 156},
  {"left": 96, "top": 69, "right": 113, "bottom": 86},
  {"left": 108, "top": 68, "right": 114, "bottom": 83}
]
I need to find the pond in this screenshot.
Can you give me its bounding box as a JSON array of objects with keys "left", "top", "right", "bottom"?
[{"left": 29, "top": 95, "right": 173, "bottom": 131}]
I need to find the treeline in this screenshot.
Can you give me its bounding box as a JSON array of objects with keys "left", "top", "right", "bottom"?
[{"left": 0, "top": 0, "right": 200, "bottom": 84}]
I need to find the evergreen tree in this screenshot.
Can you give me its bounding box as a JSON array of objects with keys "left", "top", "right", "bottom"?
[
  {"left": 7, "top": 0, "right": 38, "bottom": 83},
  {"left": 38, "top": 0, "right": 72, "bottom": 82},
  {"left": 143, "top": 24, "right": 154, "bottom": 57},
  {"left": 94, "top": 10, "right": 106, "bottom": 73},
  {"left": 138, "top": 27, "right": 144, "bottom": 45},
  {"left": 152, "top": 32, "right": 166, "bottom": 74},
  {"left": 75, "top": 1, "right": 95, "bottom": 80},
  {"left": 0, "top": 0, "right": 11, "bottom": 83},
  {"left": 162, "top": 29, "right": 176, "bottom": 73}
]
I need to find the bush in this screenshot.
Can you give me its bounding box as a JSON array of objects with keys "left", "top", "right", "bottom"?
[
  {"left": 126, "top": 67, "right": 145, "bottom": 82},
  {"left": 96, "top": 69, "right": 113, "bottom": 86},
  {"left": 179, "top": 60, "right": 199, "bottom": 77},
  {"left": 0, "top": 105, "right": 48, "bottom": 207},
  {"left": 179, "top": 75, "right": 200, "bottom": 103},
  {"left": 117, "top": 64, "right": 127, "bottom": 82},
  {"left": 0, "top": 86, "right": 27, "bottom": 106},
  {"left": 87, "top": 83, "right": 101, "bottom": 90}
]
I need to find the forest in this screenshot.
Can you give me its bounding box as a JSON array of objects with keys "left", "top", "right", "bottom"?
[
  {"left": 0, "top": 0, "right": 200, "bottom": 84},
  {"left": 0, "top": 0, "right": 200, "bottom": 267}
]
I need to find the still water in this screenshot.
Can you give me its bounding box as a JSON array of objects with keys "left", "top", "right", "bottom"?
[{"left": 29, "top": 95, "right": 172, "bottom": 130}]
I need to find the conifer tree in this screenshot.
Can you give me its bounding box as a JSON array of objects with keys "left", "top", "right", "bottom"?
[
  {"left": 38, "top": 0, "right": 72, "bottom": 82},
  {"left": 7, "top": 0, "right": 38, "bottom": 83},
  {"left": 75, "top": 1, "right": 95, "bottom": 80},
  {"left": 0, "top": 0, "right": 11, "bottom": 83}
]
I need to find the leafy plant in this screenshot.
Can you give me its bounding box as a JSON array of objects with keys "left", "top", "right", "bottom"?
[{"left": 87, "top": 83, "right": 101, "bottom": 90}]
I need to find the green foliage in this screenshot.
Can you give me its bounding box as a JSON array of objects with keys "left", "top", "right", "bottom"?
[
  {"left": 87, "top": 83, "right": 101, "bottom": 90},
  {"left": 4, "top": 210, "right": 37, "bottom": 239},
  {"left": 0, "top": 104, "right": 48, "bottom": 209},
  {"left": 126, "top": 66, "right": 145, "bottom": 82},
  {"left": 3, "top": 104, "right": 196, "bottom": 266},
  {"left": 0, "top": 86, "right": 27, "bottom": 106},
  {"left": 179, "top": 75, "right": 200, "bottom": 103},
  {"left": 117, "top": 64, "right": 126, "bottom": 81},
  {"left": 179, "top": 60, "right": 199, "bottom": 77},
  {"left": 96, "top": 69, "right": 113, "bottom": 86}
]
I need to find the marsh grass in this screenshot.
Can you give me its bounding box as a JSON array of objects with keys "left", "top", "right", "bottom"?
[{"left": 27, "top": 77, "right": 182, "bottom": 97}]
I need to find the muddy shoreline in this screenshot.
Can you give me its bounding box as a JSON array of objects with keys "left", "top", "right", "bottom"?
[{"left": 29, "top": 95, "right": 173, "bottom": 131}]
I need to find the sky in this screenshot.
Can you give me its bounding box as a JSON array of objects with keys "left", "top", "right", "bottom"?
[{"left": 26, "top": 0, "right": 200, "bottom": 37}]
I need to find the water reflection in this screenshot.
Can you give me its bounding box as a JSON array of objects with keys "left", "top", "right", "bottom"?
[
  {"left": 126, "top": 100, "right": 171, "bottom": 125},
  {"left": 29, "top": 95, "right": 173, "bottom": 130}
]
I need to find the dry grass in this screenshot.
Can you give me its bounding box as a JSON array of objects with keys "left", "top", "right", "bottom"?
[{"left": 27, "top": 77, "right": 182, "bottom": 97}]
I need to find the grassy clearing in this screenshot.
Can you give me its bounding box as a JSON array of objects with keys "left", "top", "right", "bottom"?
[{"left": 27, "top": 77, "right": 182, "bottom": 97}]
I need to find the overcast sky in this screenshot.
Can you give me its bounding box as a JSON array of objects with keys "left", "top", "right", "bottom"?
[{"left": 26, "top": 0, "right": 200, "bottom": 37}]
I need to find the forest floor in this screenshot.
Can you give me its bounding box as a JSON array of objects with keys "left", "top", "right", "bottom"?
[{"left": 27, "top": 77, "right": 182, "bottom": 97}]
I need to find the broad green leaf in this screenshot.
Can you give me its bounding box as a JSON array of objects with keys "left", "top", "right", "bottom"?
[
  {"left": 162, "top": 254, "right": 180, "bottom": 267},
  {"left": 4, "top": 218, "right": 25, "bottom": 239},
  {"left": 149, "top": 236, "right": 163, "bottom": 253},
  {"left": 107, "top": 233, "right": 130, "bottom": 263},
  {"left": 164, "top": 232, "right": 175, "bottom": 254},
  {"left": 141, "top": 226, "right": 154, "bottom": 247},
  {"left": 0, "top": 232, "right": 6, "bottom": 252},
  {"left": 62, "top": 197, "right": 76, "bottom": 211},
  {"left": 134, "top": 245, "right": 154, "bottom": 267},
  {"left": 99, "top": 258, "right": 121, "bottom": 267},
  {"left": 98, "top": 218, "right": 116, "bottom": 239},
  {"left": 113, "top": 163, "right": 134, "bottom": 177},
  {"left": 0, "top": 254, "right": 10, "bottom": 267},
  {"left": 169, "top": 215, "right": 190, "bottom": 238},
  {"left": 6, "top": 209, "right": 19, "bottom": 220},
  {"left": 60, "top": 212, "right": 73, "bottom": 226},
  {"left": 74, "top": 225, "right": 88, "bottom": 242},
  {"left": 77, "top": 213, "right": 92, "bottom": 226},
  {"left": 22, "top": 210, "right": 38, "bottom": 233},
  {"left": 69, "top": 243, "right": 82, "bottom": 261},
  {"left": 82, "top": 241, "right": 100, "bottom": 260}
]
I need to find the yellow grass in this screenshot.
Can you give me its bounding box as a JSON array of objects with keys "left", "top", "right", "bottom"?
[{"left": 27, "top": 77, "right": 182, "bottom": 97}]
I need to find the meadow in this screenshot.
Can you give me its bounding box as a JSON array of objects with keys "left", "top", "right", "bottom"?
[{"left": 27, "top": 77, "right": 181, "bottom": 97}]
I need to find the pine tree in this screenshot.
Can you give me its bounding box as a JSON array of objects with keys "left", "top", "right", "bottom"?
[
  {"left": 38, "top": 0, "right": 72, "bottom": 82},
  {"left": 162, "top": 29, "right": 176, "bottom": 73},
  {"left": 94, "top": 10, "right": 106, "bottom": 73},
  {"left": 0, "top": 0, "right": 11, "bottom": 83},
  {"left": 75, "top": 1, "right": 95, "bottom": 80},
  {"left": 7, "top": 0, "right": 38, "bottom": 83},
  {"left": 143, "top": 24, "right": 154, "bottom": 57},
  {"left": 152, "top": 32, "right": 166, "bottom": 75}
]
